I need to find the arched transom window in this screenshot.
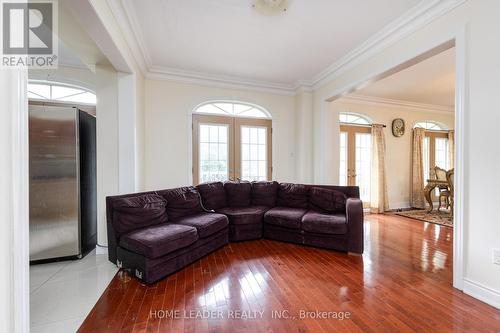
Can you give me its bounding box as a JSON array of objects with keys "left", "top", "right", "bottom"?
[
  {"left": 414, "top": 121, "right": 447, "bottom": 131},
  {"left": 339, "top": 112, "right": 371, "bottom": 125},
  {"left": 195, "top": 101, "right": 270, "bottom": 119},
  {"left": 28, "top": 80, "right": 96, "bottom": 105}
]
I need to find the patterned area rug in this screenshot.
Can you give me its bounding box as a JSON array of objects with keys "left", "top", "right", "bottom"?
[{"left": 394, "top": 209, "right": 453, "bottom": 228}]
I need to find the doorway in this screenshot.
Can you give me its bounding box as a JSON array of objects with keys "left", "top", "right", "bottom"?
[
  {"left": 339, "top": 120, "right": 372, "bottom": 206},
  {"left": 321, "top": 38, "right": 465, "bottom": 289},
  {"left": 192, "top": 101, "right": 272, "bottom": 185}
]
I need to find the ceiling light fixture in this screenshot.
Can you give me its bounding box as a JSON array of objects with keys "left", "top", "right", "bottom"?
[{"left": 252, "top": 0, "right": 288, "bottom": 16}]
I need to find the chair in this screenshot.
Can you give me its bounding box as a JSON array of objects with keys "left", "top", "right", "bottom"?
[{"left": 436, "top": 167, "right": 454, "bottom": 212}]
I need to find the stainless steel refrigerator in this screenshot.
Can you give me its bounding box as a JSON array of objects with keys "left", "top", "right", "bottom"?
[{"left": 29, "top": 104, "right": 97, "bottom": 263}]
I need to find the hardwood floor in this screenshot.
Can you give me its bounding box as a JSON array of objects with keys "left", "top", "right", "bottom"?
[{"left": 78, "top": 214, "right": 500, "bottom": 332}]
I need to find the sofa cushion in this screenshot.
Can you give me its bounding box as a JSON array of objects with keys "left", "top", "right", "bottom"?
[
  {"left": 224, "top": 181, "right": 252, "bottom": 207},
  {"left": 217, "top": 206, "right": 269, "bottom": 225},
  {"left": 309, "top": 187, "right": 347, "bottom": 213},
  {"left": 173, "top": 212, "right": 228, "bottom": 238},
  {"left": 301, "top": 211, "right": 347, "bottom": 235},
  {"left": 264, "top": 207, "right": 308, "bottom": 229},
  {"left": 160, "top": 186, "right": 202, "bottom": 220},
  {"left": 277, "top": 183, "right": 309, "bottom": 209},
  {"left": 112, "top": 194, "right": 168, "bottom": 236},
  {"left": 251, "top": 181, "right": 279, "bottom": 207},
  {"left": 120, "top": 224, "right": 198, "bottom": 259},
  {"left": 196, "top": 182, "right": 226, "bottom": 210}
]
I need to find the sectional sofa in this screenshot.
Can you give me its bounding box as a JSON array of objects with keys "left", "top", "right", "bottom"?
[{"left": 106, "top": 181, "right": 363, "bottom": 284}]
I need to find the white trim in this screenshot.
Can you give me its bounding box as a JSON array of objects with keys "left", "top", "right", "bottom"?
[
  {"left": 146, "top": 67, "right": 296, "bottom": 96},
  {"left": 463, "top": 279, "right": 500, "bottom": 309},
  {"left": 311, "top": 0, "right": 467, "bottom": 89},
  {"left": 106, "top": 0, "right": 149, "bottom": 73},
  {"left": 341, "top": 94, "right": 454, "bottom": 113},
  {"left": 193, "top": 100, "right": 272, "bottom": 119},
  {"left": 453, "top": 25, "right": 467, "bottom": 291},
  {"left": 388, "top": 201, "right": 412, "bottom": 210},
  {"left": 1, "top": 69, "right": 30, "bottom": 333},
  {"left": 64, "top": 0, "right": 132, "bottom": 73},
  {"left": 108, "top": 0, "right": 466, "bottom": 95},
  {"left": 14, "top": 70, "right": 30, "bottom": 333}
]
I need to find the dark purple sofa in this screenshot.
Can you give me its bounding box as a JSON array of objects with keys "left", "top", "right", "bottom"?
[{"left": 106, "top": 181, "right": 363, "bottom": 284}]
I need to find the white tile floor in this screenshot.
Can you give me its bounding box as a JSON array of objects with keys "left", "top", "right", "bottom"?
[{"left": 30, "top": 249, "right": 118, "bottom": 333}]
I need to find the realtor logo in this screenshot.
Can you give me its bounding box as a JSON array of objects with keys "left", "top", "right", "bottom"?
[{"left": 1, "top": 0, "right": 58, "bottom": 68}]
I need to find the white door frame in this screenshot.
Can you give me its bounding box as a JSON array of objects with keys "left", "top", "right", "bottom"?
[
  {"left": 319, "top": 28, "right": 467, "bottom": 290},
  {"left": 2, "top": 68, "right": 30, "bottom": 333}
]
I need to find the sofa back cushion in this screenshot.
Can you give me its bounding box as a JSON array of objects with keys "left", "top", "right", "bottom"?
[
  {"left": 196, "top": 182, "right": 226, "bottom": 210},
  {"left": 224, "top": 181, "right": 252, "bottom": 207},
  {"left": 160, "top": 186, "right": 202, "bottom": 220},
  {"left": 251, "top": 181, "right": 279, "bottom": 207},
  {"left": 309, "top": 187, "right": 347, "bottom": 213},
  {"left": 306, "top": 184, "right": 359, "bottom": 199},
  {"left": 277, "top": 183, "right": 309, "bottom": 209},
  {"left": 112, "top": 194, "right": 168, "bottom": 237}
]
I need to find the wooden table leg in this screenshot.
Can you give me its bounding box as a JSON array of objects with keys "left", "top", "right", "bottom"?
[{"left": 424, "top": 184, "right": 435, "bottom": 212}]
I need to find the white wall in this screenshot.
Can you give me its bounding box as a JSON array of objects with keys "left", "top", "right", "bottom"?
[
  {"left": 29, "top": 66, "right": 96, "bottom": 91},
  {"left": 144, "top": 80, "right": 296, "bottom": 190},
  {"left": 312, "top": 0, "right": 500, "bottom": 306},
  {"left": 95, "top": 65, "right": 119, "bottom": 245},
  {"left": 294, "top": 90, "right": 314, "bottom": 183},
  {"left": 333, "top": 99, "right": 454, "bottom": 209}
]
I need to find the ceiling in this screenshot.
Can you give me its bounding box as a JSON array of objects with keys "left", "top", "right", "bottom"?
[
  {"left": 123, "top": 0, "right": 421, "bottom": 86},
  {"left": 355, "top": 47, "right": 455, "bottom": 107},
  {"left": 57, "top": 3, "right": 109, "bottom": 69}
]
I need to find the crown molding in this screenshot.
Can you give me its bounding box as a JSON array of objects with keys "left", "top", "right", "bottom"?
[
  {"left": 106, "top": 0, "right": 149, "bottom": 74},
  {"left": 147, "top": 66, "right": 296, "bottom": 96},
  {"left": 110, "top": 0, "right": 466, "bottom": 95},
  {"left": 311, "top": 0, "right": 468, "bottom": 89},
  {"left": 340, "top": 93, "right": 454, "bottom": 113}
]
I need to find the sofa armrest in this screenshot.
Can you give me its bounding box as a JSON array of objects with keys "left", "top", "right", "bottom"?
[{"left": 346, "top": 198, "right": 364, "bottom": 254}]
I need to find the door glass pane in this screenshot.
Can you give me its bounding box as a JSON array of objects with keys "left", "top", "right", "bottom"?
[
  {"left": 423, "top": 137, "right": 430, "bottom": 181},
  {"left": 355, "top": 133, "right": 371, "bottom": 202},
  {"left": 199, "top": 124, "right": 229, "bottom": 183},
  {"left": 339, "top": 132, "right": 347, "bottom": 186},
  {"left": 241, "top": 126, "right": 267, "bottom": 181},
  {"left": 435, "top": 138, "right": 449, "bottom": 170}
]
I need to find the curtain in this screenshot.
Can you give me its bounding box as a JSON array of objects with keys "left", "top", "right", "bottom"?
[
  {"left": 448, "top": 130, "right": 455, "bottom": 169},
  {"left": 370, "top": 124, "right": 389, "bottom": 213},
  {"left": 411, "top": 128, "right": 426, "bottom": 208}
]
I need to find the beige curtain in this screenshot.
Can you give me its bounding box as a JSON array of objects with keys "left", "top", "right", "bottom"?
[
  {"left": 448, "top": 130, "right": 455, "bottom": 169},
  {"left": 370, "top": 124, "right": 389, "bottom": 213},
  {"left": 411, "top": 128, "right": 426, "bottom": 208}
]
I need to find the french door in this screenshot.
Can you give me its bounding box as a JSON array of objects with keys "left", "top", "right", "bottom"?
[
  {"left": 423, "top": 131, "right": 450, "bottom": 181},
  {"left": 339, "top": 125, "right": 371, "bottom": 205},
  {"left": 423, "top": 131, "right": 450, "bottom": 198},
  {"left": 193, "top": 114, "right": 272, "bottom": 185}
]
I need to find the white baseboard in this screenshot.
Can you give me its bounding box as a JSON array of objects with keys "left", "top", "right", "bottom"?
[
  {"left": 463, "top": 278, "right": 500, "bottom": 309},
  {"left": 95, "top": 245, "right": 108, "bottom": 255},
  {"left": 388, "top": 202, "right": 411, "bottom": 210}
]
